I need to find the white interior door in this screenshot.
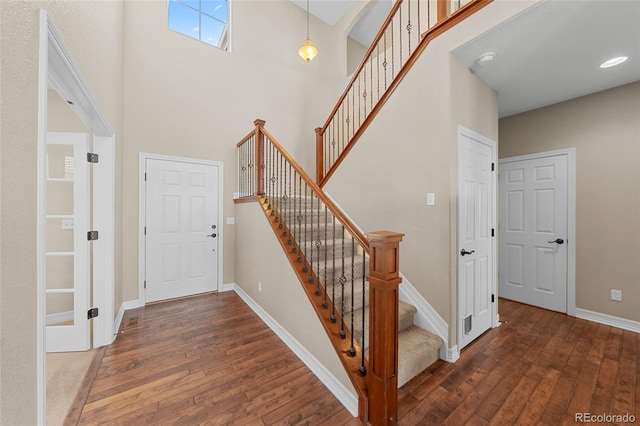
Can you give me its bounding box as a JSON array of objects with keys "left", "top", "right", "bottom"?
[
  {"left": 499, "top": 153, "right": 568, "bottom": 312},
  {"left": 145, "top": 158, "right": 220, "bottom": 303},
  {"left": 458, "top": 128, "right": 496, "bottom": 349},
  {"left": 45, "top": 132, "right": 91, "bottom": 352}
]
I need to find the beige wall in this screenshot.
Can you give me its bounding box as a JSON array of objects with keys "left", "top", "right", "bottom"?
[
  {"left": 499, "top": 81, "right": 640, "bottom": 322},
  {"left": 121, "top": 0, "right": 346, "bottom": 303},
  {"left": 346, "top": 36, "right": 367, "bottom": 76},
  {"left": 0, "top": 0, "right": 124, "bottom": 422},
  {"left": 235, "top": 201, "right": 356, "bottom": 397},
  {"left": 323, "top": 1, "right": 533, "bottom": 349}
]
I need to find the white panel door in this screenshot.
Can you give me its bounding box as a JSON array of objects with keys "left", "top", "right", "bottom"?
[
  {"left": 458, "top": 129, "right": 495, "bottom": 349},
  {"left": 45, "top": 132, "right": 91, "bottom": 352},
  {"left": 145, "top": 159, "right": 219, "bottom": 303},
  {"left": 499, "top": 154, "right": 568, "bottom": 312}
]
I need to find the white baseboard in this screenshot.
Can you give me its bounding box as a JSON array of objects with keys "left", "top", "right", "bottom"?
[
  {"left": 398, "top": 274, "right": 449, "bottom": 360},
  {"left": 219, "top": 282, "right": 236, "bottom": 292},
  {"left": 446, "top": 345, "right": 460, "bottom": 362},
  {"left": 114, "top": 299, "right": 142, "bottom": 336},
  {"left": 233, "top": 284, "right": 358, "bottom": 416},
  {"left": 46, "top": 310, "right": 74, "bottom": 325},
  {"left": 575, "top": 308, "right": 640, "bottom": 333}
]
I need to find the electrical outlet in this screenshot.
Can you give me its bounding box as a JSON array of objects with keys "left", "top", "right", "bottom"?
[
  {"left": 227, "top": 217, "right": 235, "bottom": 225},
  {"left": 611, "top": 289, "right": 622, "bottom": 301},
  {"left": 61, "top": 219, "right": 74, "bottom": 230},
  {"left": 258, "top": 281, "right": 262, "bottom": 293}
]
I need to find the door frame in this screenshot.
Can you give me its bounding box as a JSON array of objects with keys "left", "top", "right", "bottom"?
[
  {"left": 138, "top": 153, "right": 224, "bottom": 305},
  {"left": 37, "top": 10, "right": 116, "bottom": 423},
  {"left": 498, "top": 148, "right": 576, "bottom": 316},
  {"left": 456, "top": 125, "right": 498, "bottom": 350}
]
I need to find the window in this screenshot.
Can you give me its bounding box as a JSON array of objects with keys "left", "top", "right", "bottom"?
[{"left": 168, "top": 0, "right": 230, "bottom": 50}]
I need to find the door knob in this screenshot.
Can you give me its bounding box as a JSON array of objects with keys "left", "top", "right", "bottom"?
[
  {"left": 548, "top": 238, "right": 564, "bottom": 244},
  {"left": 460, "top": 249, "right": 475, "bottom": 256},
  {"left": 211, "top": 225, "right": 216, "bottom": 229},
  {"left": 207, "top": 233, "right": 217, "bottom": 238}
]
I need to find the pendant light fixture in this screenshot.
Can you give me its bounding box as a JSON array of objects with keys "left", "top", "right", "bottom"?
[{"left": 298, "top": 0, "right": 318, "bottom": 62}]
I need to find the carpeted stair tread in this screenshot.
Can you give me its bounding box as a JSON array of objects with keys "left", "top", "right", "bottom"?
[
  {"left": 351, "top": 301, "right": 417, "bottom": 349},
  {"left": 397, "top": 325, "right": 444, "bottom": 387}
]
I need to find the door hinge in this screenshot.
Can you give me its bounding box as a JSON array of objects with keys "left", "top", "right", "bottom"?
[
  {"left": 87, "top": 153, "right": 99, "bottom": 163},
  {"left": 145, "top": 172, "right": 147, "bottom": 181},
  {"left": 87, "top": 307, "right": 99, "bottom": 319},
  {"left": 491, "top": 228, "right": 495, "bottom": 237},
  {"left": 491, "top": 294, "right": 495, "bottom": 303},
  {"left": 491, "top": 162, "right": 495, "bottom": 171},
  {"left": 87, "top": 231, "right": 99, "bottom": 241},
  {"left": 144, "top": 280, "right": 147, "bottom": 289},
  {"left": 144, "top": 226, "right": 146, "bottom": 235}
]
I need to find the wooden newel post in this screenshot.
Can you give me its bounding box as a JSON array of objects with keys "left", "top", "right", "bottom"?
[
  {"left": 254, "top": 119, "right": 266, "bottom": 196},
  {"left": 315, "top": 127, "right": 323, "bottom": 184},
  {"left": 365, "top": 231, "right": 404, "bottom": 426}
]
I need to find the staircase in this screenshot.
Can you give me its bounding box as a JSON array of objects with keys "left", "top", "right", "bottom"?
[
  {"left": 236, "top": 122, "right": 445, "bottom": 423},
  {"left": 280, "top": 196, "right": 443, "bottom": 388},
  {"left": 235, "top": 1, "right": 493, "bottom": 423}
]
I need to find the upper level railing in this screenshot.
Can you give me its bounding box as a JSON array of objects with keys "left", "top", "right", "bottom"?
[
  {"left": 316, "top": 0, "right": 493, "bottom": 186},
  {"left": 236, "top": 119, "right": 404, "bottom": 425}
]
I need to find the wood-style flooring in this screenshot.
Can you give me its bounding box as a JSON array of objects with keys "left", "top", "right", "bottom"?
[{"left": 67, "top": 292, "right": 639, "bottom": 425}]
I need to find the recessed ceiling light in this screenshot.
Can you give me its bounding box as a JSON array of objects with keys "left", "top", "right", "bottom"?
[
  {"left": 600, "top": 56, "right": 628, "bottom": 69},
  {"left": 476, "top": 52, "right": 495, "bottom": 66}
]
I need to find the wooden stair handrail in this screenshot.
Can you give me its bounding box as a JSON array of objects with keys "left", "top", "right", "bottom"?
[
  {"left": 260, "top": 126, "right": 370, "bottom": 253},
  {"left": 319, "top": 0, "right": 404, "bottom": 134},
  {"left": 317, "top": 0, "right": 493, "bottom": 187}
]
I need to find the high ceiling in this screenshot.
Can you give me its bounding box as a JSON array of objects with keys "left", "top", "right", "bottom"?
[{"left": 291, "top": 0, "right": 640, "bottom": 118}]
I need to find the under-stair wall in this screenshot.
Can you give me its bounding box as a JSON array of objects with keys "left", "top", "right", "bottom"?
[
  {"left": 321, "top": 0, "right": 538, "bottom": 351},
  {"left": 234, "top": 200, "right": 358, "bottom": 413}
]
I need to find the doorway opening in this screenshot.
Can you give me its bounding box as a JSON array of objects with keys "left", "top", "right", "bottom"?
[{"left": 38, "top": 10, "right": 115, "bottom": 423}]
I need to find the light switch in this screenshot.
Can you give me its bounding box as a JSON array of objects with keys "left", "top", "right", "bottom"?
[
  {"left": 227, "top": 217, "right": 235, "bottom": 225},
  {"left": 426, "top": 193, "right": 436, "bottom": 206}
]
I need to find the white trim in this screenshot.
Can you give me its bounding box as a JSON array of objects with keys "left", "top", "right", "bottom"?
[
  {"left": 219, "top": 282, "right": 236, "bottom": 292},
  {"left": 138, "top": 153, "right": 224, "bottom": 305},
  {"left": 575, "top": 309, "right": 640, "bottom": 334},
  {"left": 114, "top": 300, "right": 144, "bottom": 337},
  {"left": 233, "top": 284, "right": 358, "bottom": 416},
  {"left": 92, "top": 135, "right": 116, "bottom": 347},
  {"left": 456, "top": 126, "right": 498, "bottom": 350},
  {"left": 46, "top": 311, "right": 74, "bottom": 326},
  {"left": 398, "top": 274, "right": 449, "bottom": 360},
  {"left": 499, "top": 148, "right": 577, "bottom": 316},
  {"left": 446, "top": 345, "right": 460, "bottom": 363}
]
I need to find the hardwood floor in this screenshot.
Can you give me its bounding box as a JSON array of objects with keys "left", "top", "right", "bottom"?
[
  {"left": 399, "top": 299, "right": 639, "bottom": 425},
  {"left": 68, "top": 293, "right": 639, "bottom": 425}
]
